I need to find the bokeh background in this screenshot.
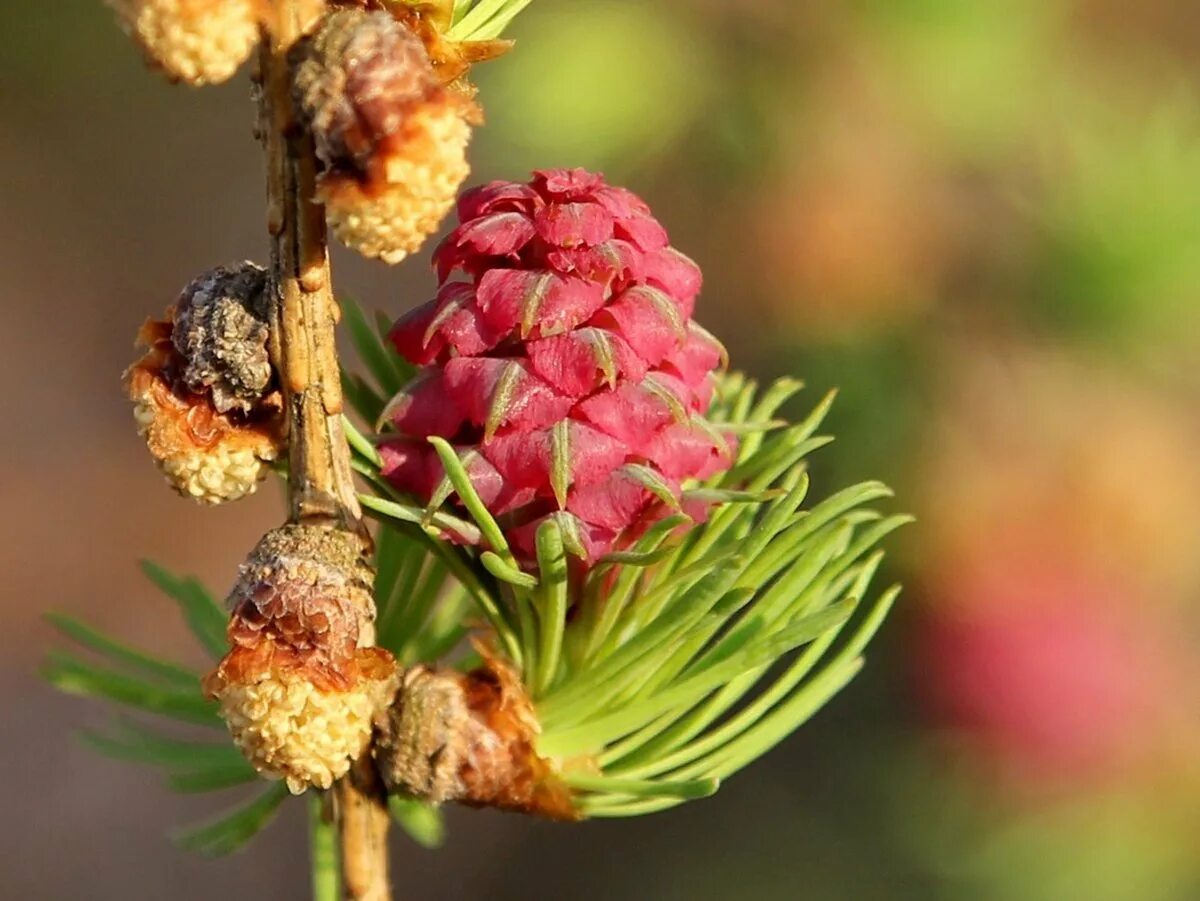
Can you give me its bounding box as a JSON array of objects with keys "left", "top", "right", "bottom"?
[{"left": 4, "top": 1, "right": 1199, "bottom": 898}]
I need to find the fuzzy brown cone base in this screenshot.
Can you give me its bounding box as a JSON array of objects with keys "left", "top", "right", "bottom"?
[
  {"left": 222, "top": 524, "right": 377, "bottom": 685},
  {"left": 375, "top": 652, "right": 579, "bottom": 820},
  {"left": 389, "top": 5, "right": 514, "bottom": 86}
]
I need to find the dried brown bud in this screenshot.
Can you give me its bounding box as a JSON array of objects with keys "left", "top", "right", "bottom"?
[
  {"left": 126, "top": 315, "right": 283, "bottom": 504},
  {"left": 375, "top": 653, "right": 579, "bottom": 820},
  {"left": 205, "top": 525, "right": 399, "bottom": 793},
  {"left": 108, "top": 0, "right": 260, "bottom": 86},
  {"left": 172, "top": 261, "right": 271, "bottom": 415},
  {"left": 291, "top": 9, "right": 474, "bottom": 264}
]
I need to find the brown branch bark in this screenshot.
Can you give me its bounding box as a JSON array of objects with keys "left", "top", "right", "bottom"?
[
  {"left": 334, "top": 755, "right": 394, "bottom": 901},
  {"left": 258, "top": 2, "right": 391, "bottom": 898},
  {"left": 260, "top": 0, "right": 359, "bottom": 529}
]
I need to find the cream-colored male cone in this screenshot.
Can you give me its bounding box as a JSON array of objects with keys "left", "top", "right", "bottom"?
[{"left": 109, "top": 0, "right": 259, "bottom": 85}]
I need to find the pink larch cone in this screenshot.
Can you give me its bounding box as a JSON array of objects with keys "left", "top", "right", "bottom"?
[{"left": 379, "top": 168, "right": 732, "bottom": 565}]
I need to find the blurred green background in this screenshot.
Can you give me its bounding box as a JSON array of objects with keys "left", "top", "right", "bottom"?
[{"left": 3, "top": 1, "right": 1199, "bottom": 897}]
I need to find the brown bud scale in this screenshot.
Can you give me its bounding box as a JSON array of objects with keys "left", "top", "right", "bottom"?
[
  {"left": 389, "top": 4, "right": 515, "bottom": 86},
  {"left": 291, "top": 8, "right": 438, "bottom": 174}
]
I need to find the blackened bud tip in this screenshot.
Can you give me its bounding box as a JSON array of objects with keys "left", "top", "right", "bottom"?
[{"left": 172, "top": 261, "right": 271, "bottom": 415}]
